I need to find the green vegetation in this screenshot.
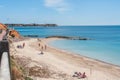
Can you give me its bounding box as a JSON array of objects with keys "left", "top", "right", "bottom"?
[
  {"left": 25, "top": 77, "right": 33, "bottom": 80},
  {"left": 10, "top": 56, "right": 33, "bottom": 80}
]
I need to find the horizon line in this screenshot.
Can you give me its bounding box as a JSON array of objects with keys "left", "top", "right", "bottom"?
[{"left": 3, "top": 23, "right": 120, "bottom": 26}]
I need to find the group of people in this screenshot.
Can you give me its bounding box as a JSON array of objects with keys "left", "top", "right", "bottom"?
[
  {"left": 38, "top": 43, "right": 47, "bottom": 55},
  {"left": 17, "top": 43, "right": 25, "bottom": 49},
  {"left": 72, "top": 72, "right": 87, "bottom": 79},
  {"left": 38, "top": 43, "right": 47, "bottom": 50}
]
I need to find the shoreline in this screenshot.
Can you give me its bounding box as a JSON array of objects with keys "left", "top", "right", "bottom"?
[
  {"left": 45, "top": 38, "right": 120, "bottom": 68},
  {"left": 42, "top": 38, "right": 120, "bottom": 77},
  {"left": 11, "top": 37, "right": 120, "bottom": 80},
  {"left": 50, "top": 44, "right": 120, "bottom": 68}
]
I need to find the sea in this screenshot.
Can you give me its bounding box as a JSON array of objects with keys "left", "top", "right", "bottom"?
[{"left": 10, "top": 26, "right": 120, "bottom": 66}]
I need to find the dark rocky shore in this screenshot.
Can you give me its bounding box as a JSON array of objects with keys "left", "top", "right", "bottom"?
[{"left": 46, "top": 36, "right": 91, "bottom": 40}]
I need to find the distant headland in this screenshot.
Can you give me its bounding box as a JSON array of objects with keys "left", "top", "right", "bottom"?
[{"left": 5, "top": 23, "right": 58, "bottom": 27}]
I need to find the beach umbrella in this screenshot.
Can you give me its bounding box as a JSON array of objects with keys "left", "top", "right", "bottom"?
[
  {"left": 9, "top": 30, "right": 21, "bottom": 38},
  {"left": 0, "top": 23, "right": 8, "bottom": 30}
]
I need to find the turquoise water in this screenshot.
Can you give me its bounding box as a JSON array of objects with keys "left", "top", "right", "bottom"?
[{"left": 11, "top": 26, "right": 120, "bottom": 66}]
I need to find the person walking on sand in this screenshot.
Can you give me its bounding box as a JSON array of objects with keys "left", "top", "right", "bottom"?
[
  {"left": 38, "top": 43, "right": 40, "bottom": 47},
  {"left": 39, "top": 46, "right": 44, "bottom": 55},
  {"left": 23, "top": 43, "right": 25, "bottom": 48},
  {"left": 41, "top": 46, "right": 43, "bottom": 51},
  {"left": 45, "top": 45, "right": 47, "bottom": 50}
]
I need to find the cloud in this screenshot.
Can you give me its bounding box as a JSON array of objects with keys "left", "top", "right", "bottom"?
[{"left": 44, "top": 0, "right": 69, "bottom": 13}]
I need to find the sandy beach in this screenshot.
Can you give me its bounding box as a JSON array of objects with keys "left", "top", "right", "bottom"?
[{"left": 10, "top": 38, "right": 120, "bottom": 80}]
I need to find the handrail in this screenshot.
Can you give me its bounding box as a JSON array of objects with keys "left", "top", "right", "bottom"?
[
  {"left": 0, "top": 30, "right": 12, "bottom": 80},
  {"left": 0, "top": 52, "right": 11, "bottom": 80}
]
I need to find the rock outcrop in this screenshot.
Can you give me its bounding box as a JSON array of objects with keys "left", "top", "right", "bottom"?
[{"left": 46, "top": 36, "right": 91, "bottom": 40}]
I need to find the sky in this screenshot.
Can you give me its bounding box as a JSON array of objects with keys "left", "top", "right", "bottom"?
[{"left": 0, "top": 0, "right": 120, "bottom": 25}]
